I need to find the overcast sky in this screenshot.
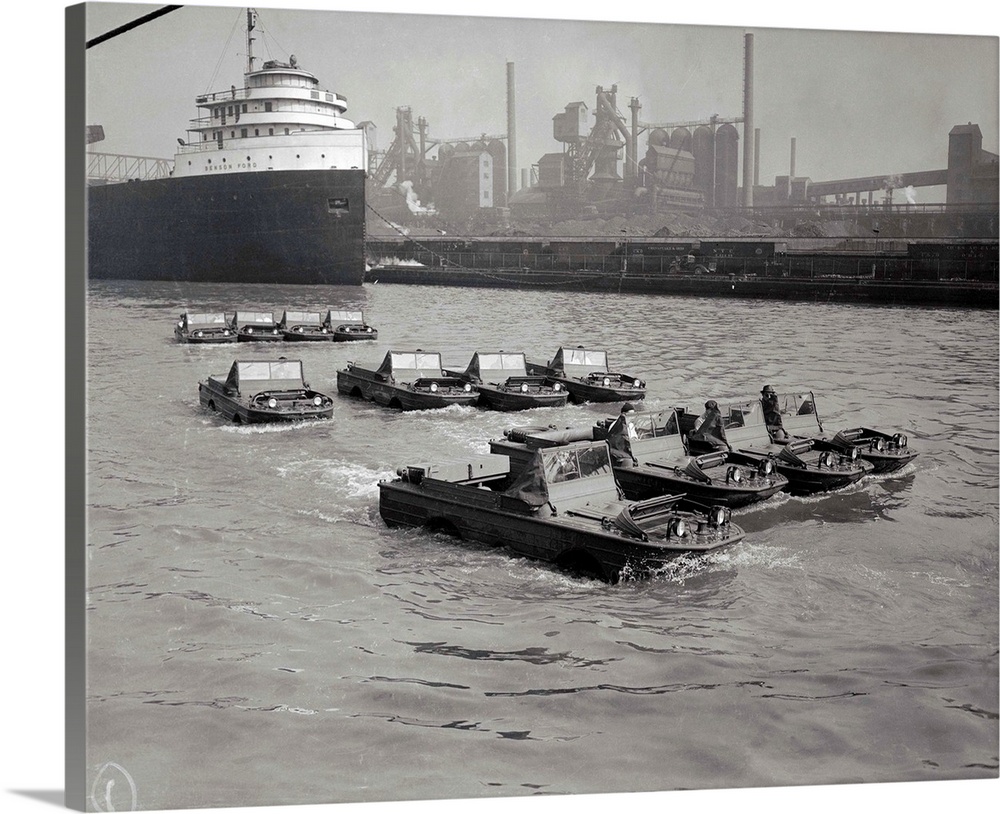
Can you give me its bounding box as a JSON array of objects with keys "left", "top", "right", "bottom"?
[{"left": 80, "top": 1, "right": 998, "bottom": 203}]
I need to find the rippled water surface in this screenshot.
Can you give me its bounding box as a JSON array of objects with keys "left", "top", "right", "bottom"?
[{"left": 85, "top": 280, "right": 998, "bottom": 811}]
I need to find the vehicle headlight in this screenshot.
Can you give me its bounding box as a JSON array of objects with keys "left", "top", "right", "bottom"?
[
  {"left": 871, "top": 437, "right": 886, "bottom": 452},
  {"left": 726, "top": 465, "right": 742, "bottom": 484},
  {"left": 553, "top": 382, "right": 562, "bottom": 392},
  {"left": 366, "top": 327, "right": 373, "bottom": 333},
  {"left": 246, "top": 327, "right": 254, "bottom": 334},
  {"left": 267, "top": 397, "right": 278, "bottom": 409},
  {"left": 464, "top": 383, "right": 472, "bottom": 392},
  {"left": 602, "top": 377, "right": 611, "bottom": 387},
  {"left": 272, "top": 328, "right": 278, "bottom": 335},
  {"left": 818, "top": 451, "right": 833, "bottom": 467},
  {"left": 710, "top": 506, "right": 729, "bottom": 527},
  {"left": 430, "top": 382, "right": 439, "bottom": 392},
  {"left": 670, "top": 518, "right": 687, "bottom": 538},
  {"left": 520, "top": 383, "right": 529, "bottom": 393},
  {"left": 322, "top": 327, "right": 329, "bottom": 333},
  {"left": 849, "top": 446, "right": 860, "bottom": 461},
  {"left": 633, "top": 380, "right": 641, "bottom": 387},
  {"left": 893, "top": 433, "right": 907, "bottom": 448},
  {"left": 758, "top": 459, "right": 774, "bottom": 476},
  {"left": 195, "top": 330, "right": 203, "bottom": 337},
  {"left": 223, "top": 329, "right": 230, "bottom": 335},
  {"left": 296, "top": 326, "right": 304, "bottom": 333},
  {"left": 313, "top": 396, "right": 323, "bottom": 406}
]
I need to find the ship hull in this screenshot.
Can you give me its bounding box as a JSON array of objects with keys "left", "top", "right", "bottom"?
[{"left": 87, "top": 169, "right": 366, "bottom": 285}]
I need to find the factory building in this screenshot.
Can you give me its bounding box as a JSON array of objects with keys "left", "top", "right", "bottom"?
[
  {"left": 366, "top": 30, "right": 994, "bottom": 228},
  {"left": 947, "top": 123, "right": 999, "bottom": 205}
]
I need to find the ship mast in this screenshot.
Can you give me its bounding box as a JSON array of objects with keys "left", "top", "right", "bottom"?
[{"left": 246, "top": 8, "right": 257, "bottom": 76}]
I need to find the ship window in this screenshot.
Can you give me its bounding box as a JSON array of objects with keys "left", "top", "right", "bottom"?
[
  {"left": 241, "top": 128, "right": 248, "bottom": 138},
  {"left": 246, "top": 156, "right": 251, "bottom": 162},
  {"left": 265, "top": 102, "right": 272, "bottom": 112},
  {"left": 213, "top": 108, "right": 220, "bottom": 119},
  {"left": 231, "top": 131, "right": 235, "bottom": 138},
  {"left": 241, "top": 104, "right": 247, "bottom": 113},
  {"left": 284, "top": 128, "right": 290, "bottom": 135},
  {"left": 269, "top": 129, "right": 274, "bottom": 136},
  {"left": 228, "top": 106, "right": 233, "bottom": 116},
  {"left": 328, "top": 197, "right": 349, "bottom": 214},
  {"left": 255, "top": 129, "right": 259, "bottom": 137}
]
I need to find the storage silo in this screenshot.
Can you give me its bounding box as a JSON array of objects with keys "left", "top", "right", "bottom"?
[
  {"left": 715, "top": 123, "right": 740, "bottom": 208},
  {"left": 669, "top": 127, "right": 692, "bottom": 153},
  {"left": 692, "top": 126, "right": 714, "bottom": 201}
]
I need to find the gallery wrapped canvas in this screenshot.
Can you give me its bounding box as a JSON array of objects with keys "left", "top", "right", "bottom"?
[{"left": 60, "top": 2, "right": 997, "bottom": 813}]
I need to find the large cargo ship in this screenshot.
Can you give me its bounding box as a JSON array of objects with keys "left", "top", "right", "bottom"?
[{"left": 87, "top": 8, "right": 368, "bottom": 285}]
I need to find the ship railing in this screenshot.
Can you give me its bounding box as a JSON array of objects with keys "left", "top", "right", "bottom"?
[{"left": 195, "top": 87, "right": 347, "bottom": 106}]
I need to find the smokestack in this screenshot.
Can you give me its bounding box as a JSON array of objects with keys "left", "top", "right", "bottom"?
[
  {"left": 506, "top": 62, "right": 517, "bottom": 199},
  {"left": 742, "top": 32, "right": 754, "bottom": 207},
  {"left": 754, "top": 127, "right": 760, "bottom": 186},
  {"left": 790, "top": 137, "right": 796, "bottom": 178},
  {"left": 629, "top": 97, "right": 641, "bottom": 186}
]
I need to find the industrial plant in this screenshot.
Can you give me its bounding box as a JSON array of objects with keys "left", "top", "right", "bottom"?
[{"left": 365, "top": 34, "right": 998, "bottom": 239}]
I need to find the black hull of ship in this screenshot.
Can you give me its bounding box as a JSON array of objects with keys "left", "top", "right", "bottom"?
[{"left": 87, "top": 169, "right": 366, "bottom": 285}]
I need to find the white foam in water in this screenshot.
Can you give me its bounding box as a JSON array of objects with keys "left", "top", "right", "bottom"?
[
  {"left": 273, "top": 705, "right": 317, "bottom": 715},
  {"left": 297, "top": 505, "right": 382, "bottom": 529},
  {"left": 276, "top": 460, "right": 393, "bottom": 498},
  {"left": 711, "top": 542, "right": 804, "bottom": 571},
  {"left": 220, "top": 421, "right": 328, "bottom": 435}
]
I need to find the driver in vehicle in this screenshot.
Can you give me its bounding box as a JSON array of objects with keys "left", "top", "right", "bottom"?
[
  {"left": 761, "top": 385, "right": 789, "bottom": 440},
  {"left": 689, "top": 400, "right": 731, "bottom": 451},
  {"left": 606, "top": 403, "right": 640, "bottom": 467}
]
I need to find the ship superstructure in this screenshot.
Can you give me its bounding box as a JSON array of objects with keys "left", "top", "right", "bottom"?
[
  {"left": 174, "top": 10, "right": 366, "bottom": 179},
  {"left": 87, "top": 7, "right": 369, "bottom": 285}
]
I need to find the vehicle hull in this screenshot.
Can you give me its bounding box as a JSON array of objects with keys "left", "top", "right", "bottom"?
[
  {"left": 476, "top": 385, "right": 570, "bottom": 412},
  {"left": 728, "top": 449, "right": 870, "bottom": 495},
  {"left": 282, "top": 330, "right": 337, "bottom": 342},
  {"left": 333, "top": 328, "right": 378, "bottom": 341},
  {"left": 379, "top": 479, "right": 742, "bottom": 582},
  {"left": 810, "top": 429, "right": 919, "bottom": 474},
  {"left": 198, "top": 383, "right": 333, "bottom": 423},
  {"left": 88, "top": 169, "right": 366, "bottom": 285},
  {"left": 175, "top": 330, "right": 237, "bottom": 344},
  {"left": 548, "top": 376, "right": 646, "bottom": 404},
  {"left": 613, "top": 464, "right": 786, "bottom": 508},
  {"left": 337, "top": 369, "right": 478, "bottom": 410}
]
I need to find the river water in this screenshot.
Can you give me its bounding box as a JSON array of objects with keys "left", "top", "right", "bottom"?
[{"left": 83, "top": 280, "right": 998, "bottom": 811}]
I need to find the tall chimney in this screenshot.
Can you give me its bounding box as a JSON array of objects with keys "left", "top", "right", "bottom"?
[
  {"left": 754, "top": 127, "right": 760, "bottom": 186},
  {"left": 506, "top": 62, "right": 517, "bottom": 199},
  {"left": 742, "top": 32, "right": 754, "bottom": 207}
]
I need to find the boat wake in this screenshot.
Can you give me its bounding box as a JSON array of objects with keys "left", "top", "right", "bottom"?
[{"left": 220, "top": 420, "right": 330, "bottom": 435}]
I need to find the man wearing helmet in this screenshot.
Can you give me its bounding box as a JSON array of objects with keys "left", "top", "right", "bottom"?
[
  {"left": 607, "top": 402, "right": 640, "bottom": 467},
  {"left": 761, "top": 385, "right": 789, "bottom": 440},
  {"left": 689, "top": 400, "right": 730, "bottom": 452}
]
